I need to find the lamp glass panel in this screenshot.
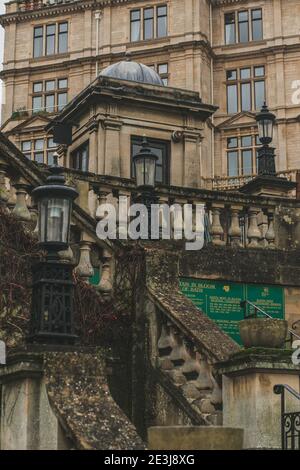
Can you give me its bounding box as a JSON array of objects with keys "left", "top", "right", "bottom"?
[{"left": 39, "top": 198, "right": 70, "bottom": 243}]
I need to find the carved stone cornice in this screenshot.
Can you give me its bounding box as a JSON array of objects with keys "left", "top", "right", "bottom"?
[{"left": 0, "top": 0, "right": 144, "bottom": 26}]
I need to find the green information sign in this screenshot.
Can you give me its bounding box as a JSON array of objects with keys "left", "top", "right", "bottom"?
[{"left": 180, "top": 278, "right": 285, "bottom": 345}]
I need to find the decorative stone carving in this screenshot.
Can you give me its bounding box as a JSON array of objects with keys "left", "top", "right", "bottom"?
[
  {"left": 228, "top": 205, "right": 242, "bottom": 248},
  {"left": 75, "top": 241, "right": 94, "bottom": 281},
  {"left": 97, "top": 249, "right": 113, "bottom": 297},
  {"left": 247, "top": 207, "right": 261, "bottom": 248},
  {"left": 11, "top": 179, "right": 32, "bottom": 222}
]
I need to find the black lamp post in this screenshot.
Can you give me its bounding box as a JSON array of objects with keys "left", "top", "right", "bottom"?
[
  {"left": 256, "top": 103, "right": 276, "bottom": 176},
  {"left": 28, "top": 155, "right": 79, "bottom": 345},
  {"left": 133, "top": 137, "right": 158, "bottom": 237}
]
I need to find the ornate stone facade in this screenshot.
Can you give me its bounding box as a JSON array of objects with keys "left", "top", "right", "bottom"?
[{"left": 1, "top": 0, "right": 300, "bottom": 188}]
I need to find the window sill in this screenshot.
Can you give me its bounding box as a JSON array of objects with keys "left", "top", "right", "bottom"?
[
  {"left": 219, "top": 39, "right": 267, "bottom": 51},
  {"left": 30, "top": 52, "right": 70, "bottom": 63},
  {"left": 126, "top": 36, "right": 169, "bottom": 48}
]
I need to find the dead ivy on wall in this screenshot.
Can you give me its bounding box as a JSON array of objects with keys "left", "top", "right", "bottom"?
[{"left": 0, "top": 207, "right": 134, "bottom": 350}]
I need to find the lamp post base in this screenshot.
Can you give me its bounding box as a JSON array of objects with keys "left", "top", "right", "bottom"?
[{"left": 28, "top": 259, "right": 78, "bottom": 345}]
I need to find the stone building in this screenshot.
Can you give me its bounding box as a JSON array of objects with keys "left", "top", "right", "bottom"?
[
  {"left": 1, "top": 0, "right": 300, "bottom": 452},
  {"left": 1, "top": 0, "right": 300, "bottom": 189}
]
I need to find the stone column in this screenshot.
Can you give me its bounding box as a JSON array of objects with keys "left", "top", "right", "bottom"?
[
  {"left": 103, "top": 118, "right": 122, "bottom": 177},
  {"left": 183, "top": 131, "right": 201, "bottom": 188},
  {"left": 218, "top": 350, "right": 300, "bottom": 449},
  {"left": 11, "top": 177, "right": 32, "bottom": 222}
]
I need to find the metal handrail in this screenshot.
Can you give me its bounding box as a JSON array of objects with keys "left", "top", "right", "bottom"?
[
  {"left": 274, "top": 384, "right": 300, "bottom": 402},
  {"left": 274, "top": 384, "right": 300, "bottom": 450},
  {"left": 240, "top": 300, "right": 300, "bottom": 341}
]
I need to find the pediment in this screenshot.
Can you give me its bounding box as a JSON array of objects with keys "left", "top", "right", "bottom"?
[
  {"left": 216, "top": 112, "right": 257, "bottom": 130},
  {"left": 1, "top": 114, "right": 52, "bottom": 136}
]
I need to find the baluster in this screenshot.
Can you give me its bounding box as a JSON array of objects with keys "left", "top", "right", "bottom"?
[
  {"left": 247, "top": 207, "right": 261, "bottom": 248},
  {"left": 0, "top": 159, "right": 9, "bottom": 207},
  {"left": 157, "top": 322, "right": 175, "bottom": 370},
  {"left": 166, "top": 329, "right": 187, "bottom": 385},
  {"left": 172, "top": 201, "right": 184, "bottom": 240},
  {"left": 95, "top": 188, "right": 110, "bottom": 221},
  {"left": 195, "top": 354, "right": 213, "bottom": 390},
  {"left": 228, "top": 205, "right": 242, "bottom": 248},
  {"left": 59, "top": 245, "right": 74, "bottom": 262},
  {"left": 75, "top": 240, "right": 94, "bottom": 281},
  {"left": 97, "top": 249, "right": 113, "bottom": 297},
  {"left": 181, "top": 343, "right": 200, "bottom": 381},
  {"left": 265, "top": 210, "right": 276, "bottom": 248},
  {"left": 181, "top": 342, "right": 202, "bottom": 402},
  {"left": 209, "top": 372, "right": 222, "bottom": 407},
  {"left": 11, "top": 178, "right": 32, "bottom": 222},
  {"left": 210, "top": 204, "right": 225, "bottom": 246}
]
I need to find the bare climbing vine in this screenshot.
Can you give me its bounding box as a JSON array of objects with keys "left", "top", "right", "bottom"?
[{"left": 0, "top": 206, "right": 140, "bottom": 350}]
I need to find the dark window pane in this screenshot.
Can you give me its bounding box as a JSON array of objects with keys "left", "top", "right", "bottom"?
[
  {"left": 238, "top": 11, "right": 249, "bottom": 43},
  {"left": 228, "top": 151, "right": 238, "bottom": 176},
  {"left": 240, "top": 68, "right": 251, "bottom": 79},
  {"left": 45, "top": 94, "right": 55, "bottom": 112},
  {"left": 22, "top": 141, "right": 31, "bottom": 152},
  {"left": 34, "top": 152, "right": 44, "bottom": 164},
  {"left": 242, "top": 149, "right": 253, "bottom": 175},
  {"left": 131, "top": 10, "right": 141, "bottom": 41},
  {"left": 33, "top": 82, "right": 43, "bottom": 93},
  {"left": 131, "top": 137, "right": 169, "bottom": 184},
  {"left": 45, "top": 80, "right": 55, "bottom": 91},
  {"left": 254, "top": 66, "right": 264, "bottom": 77},
  {"left": 225, "top": 13, "right": 236, "bottom": 44},
  {"left": 241, "top": 82, "right": 251, "bottom": 111},
  {"left": 144, "top": 8, "right": 154, "bottom": 40},
  {"left": 59, "top": 22, "right": 68, "bottom": 33},
  {"left": 47, "top": 137, "right": 56, "bottom": 148},
  {"left": 58, "top": 23, "right": 68, "bottom": 53},
  {"left": 71, "top": 143, "right": 89, "bottom": 172},
  {"left": 46, "top": 24, "right": 55, "bottom": 55},
  {"left": 58, "top": 92, "right": 67, "bottom": 111},
  {"left": 252, "top": 10, "right": 263, "bottom": 40},
  {"left": 252, "top": 9, "right": 262, "bottom": 20},
  {"left": 32, "top": 95, "right": 43, "bottom": 111},
  {"left": 226, "top": 69, "right": 237, "bottom": 80},
  {"left": 241, "top": 135, "right": 252, "bottom": 147},
  {"left": 157, "top": 5, "right": 167, "bottom": 37},
  {"left": 227, "top": 137, "right": 238, "bottom": 148},
  {"left": 58, "top": 78, "right": 68, "bottom": 89},
  {"left": 34, "top": 139, "right": 44, "bottom": 150},
  {"left": 131, "top": 10, "right": 140, "bottom": 21},
  {"left": 47, "top": 151, "right": 55, "bottom": 166},
  {"left": 254, "top": 80, "right": 265, "bottom": 109},
  {"left": 162, "top": 78, "right": 168, "bottom": 86},
  {"left": 227, "top": 84, "right": 238, "bottom": 113},
  {"left": 33, "top": 26, "right": 43, "bottom": 58},
  {"left": 158, "top": 63, "right": 168, "bottom": 75}
]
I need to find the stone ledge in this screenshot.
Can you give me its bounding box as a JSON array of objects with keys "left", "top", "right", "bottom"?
[{"left": 216, "top": 348, "right": 300, "bottom": 376}]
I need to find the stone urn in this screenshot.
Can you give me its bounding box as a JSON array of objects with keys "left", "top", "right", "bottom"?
[{"left": 239, "top": 318, "right": 288, "bottom": 349}]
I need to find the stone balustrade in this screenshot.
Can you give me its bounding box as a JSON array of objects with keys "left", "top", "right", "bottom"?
[
  {"left": 156, "top": 310, "right": 223, "bottom": 425},
  {"left": 207, "top": 170, "right": 298, "bottom": 192}
]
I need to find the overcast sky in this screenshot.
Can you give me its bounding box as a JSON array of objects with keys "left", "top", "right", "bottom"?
[{"left": 0, "top": 0, "right": 5, "bottom": 124}]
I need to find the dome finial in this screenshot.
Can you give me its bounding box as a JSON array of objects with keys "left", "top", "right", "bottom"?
[{"left": 125, "top": 51, "right": 132, "bottom": 62}]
